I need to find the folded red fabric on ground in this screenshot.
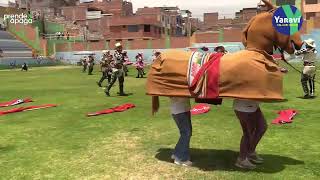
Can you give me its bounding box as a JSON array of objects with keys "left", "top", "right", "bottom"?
[
  {"left": 0, "top": 104, "right": 57, "bottom": 116},
  {"left": 272, "top": 109, "right": 298, "bottom": 125},
  {"left": 191, "top": 104, "right": 211, "bottom": 115},
  {"left": 0, "top": 98, "right": 33, "bottom": 107},
  {"left": 87, "top": 103, "right": 136, "bottom": 117}
]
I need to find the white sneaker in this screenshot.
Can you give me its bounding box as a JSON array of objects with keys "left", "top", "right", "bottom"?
[
  {"left": 171, "top": 154, "right": 176, "bottom": 160},
  {"left": 174, "top": 159, "right": 193, "bottom": 167}
]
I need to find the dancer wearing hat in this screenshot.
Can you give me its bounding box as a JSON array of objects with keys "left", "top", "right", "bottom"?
[
  {"left": 214, "top": 46, "right": 228, "bottom": 54},
  {"left": 200, "top": 46, "right": 209, "bottom": 52},
  {"left": 81, "top": 56, "right": 88, "bottom": 73},
  {"left": 87, "top": 55, "right": 95, "bottom": 75},
  {"left": 139, "top": 52, "right": 146, "bottom": 75},
  {"left": 97, "top": 50, "right": 113, "bottom": 87},
  {"left": 152, "top": 50, "right": 161, "bottom": 62},
  {"left": 295, "top": 38, "right": 318, "bottom": 98},
  {"left": 123, "top": 51, "right": 129, "bottom": 77},
  {"left": 135, "top": 52, "right": 145, "bottom": 78},
  {"left": 105, "top": 43, "right": 128, "bottom": 96}
]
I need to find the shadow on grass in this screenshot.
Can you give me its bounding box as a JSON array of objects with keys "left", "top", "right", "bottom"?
[
  {"left": 0, "top": 145, "right": 15, "bottom": 153},
  {"left": 155, "top": 148, "right": 304, "bottom": 173},
  {"left": 296, "top": 96, "right": 317, "bottom": 100},
  {"left": 116, "top": 93, "right": 134, "bottom": 97},
  {"left": 102, "top": 93, "right": 134, "bottom": 97},
  {"left": 262, "top": 99, "right": 289, "bottom": 104}
]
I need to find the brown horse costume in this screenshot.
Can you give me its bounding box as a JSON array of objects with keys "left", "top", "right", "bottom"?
[
  {"left": 147, "top": 3, "right": 304, "bottom": 113},
  {"left": 147, "top": 0, "right": 303, "bottom": 169},
  {"left": 145, "top": 0, "right": 305, "bottom": 169}
]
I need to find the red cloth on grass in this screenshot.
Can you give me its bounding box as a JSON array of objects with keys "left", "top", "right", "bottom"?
[
  {"left": 0, "top": 98, "right": 33, "bottom": 107},
  {"left": 87, "top": 103, "right": 135, "bottom": 117},
  {"left": 191, "top": 104, "right": 211, "bottom": 115},
  {"left": 0, "top": 104, "right": 57, "bottom": 116},
  {"left": 272, "top": 109, "right": 298, "bottom": 125}
]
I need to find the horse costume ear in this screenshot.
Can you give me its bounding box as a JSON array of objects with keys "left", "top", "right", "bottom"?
[
  {"left": 261, "top": 0, "right": 276, "bottom": 11},
  {"left": 242, "top": 16, "right": 256, "bottom": 47},
  {"left": 242, "top": 0, "right": 275, "bottom": 47}
]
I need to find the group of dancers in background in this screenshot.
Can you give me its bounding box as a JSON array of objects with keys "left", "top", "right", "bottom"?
[{"left": 80, "top": 43, "right": 161, "bottom": 96}]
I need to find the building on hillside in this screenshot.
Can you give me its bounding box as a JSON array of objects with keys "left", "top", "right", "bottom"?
[
  {"left": 218, "top": 17, "right": 233, "bottom": 26},
  {"left": 199, "top": 7, "right": 257, "bottom": 36},
  {"left": 190, "top": 18, "right": 203, "bottom": 31},
  {"left": 106, "top": 15, "right": 163, "bottom": 40},
  {"left": 302, "top": 0, "right": 320, "bottom": 20},
  {"left": 181, "top": 10, "right": 192, "bottom": 36},
  {"left": 0, "top": 0, "right": 16, "bottom": 7},
  {"left": 156, "top": 6, "right": 184, "bottom": 36},
  {"left": 202, "top": 11, "right": 248, "bottom": 31},
  {"left": 78, "top": 0, "right": 133, "bottom": 16},
  {"left": 203, "top": 12, "right": 218, "bottom": 30},
  {"left": 136, "top": 6, "right": 193, "bottom": 37},
  {"left": 136, "top": 7, "right": 172, "bottom": 36},
  {"left": 15, "top": 0, "right": 77, "bottom": 12},
  {"left": 62, "top": 5, "right": 167, "bottom": 41},
  {"left": 234, "top": 8, "right": 257, "bottom": 23}
]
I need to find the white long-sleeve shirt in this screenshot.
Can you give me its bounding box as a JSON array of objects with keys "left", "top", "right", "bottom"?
[{"left": 295, "top": 48, "right": 317, "bottom": 66}]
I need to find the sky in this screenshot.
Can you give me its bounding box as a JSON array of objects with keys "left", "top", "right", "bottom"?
[
  {"left": 0, "top": 0, "right": 13, "bottom": 6},
  {"left": 131, "top": 0, "right": 262, "bottom": 19},
  {"left": 0, "top": 0, "right": 12, "bottom": 3}
]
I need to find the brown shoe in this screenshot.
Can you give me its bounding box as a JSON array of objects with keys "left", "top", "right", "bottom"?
[
  {"left": 248, "top": 152, "right": 264, "bottom": 164},
  {"left": 235, "top": 158, "right": 256, "bottom": 170}
]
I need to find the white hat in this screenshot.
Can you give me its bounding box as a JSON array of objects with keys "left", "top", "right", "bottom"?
[
  {"left": 115, "top": 42, "right": 122, "bottom": 48},
  {"left": 304, "top": 39, "right": 316, "bottom": 48},
  {"left": 102, "top": 50, "right": 109, "bottom": 53}
]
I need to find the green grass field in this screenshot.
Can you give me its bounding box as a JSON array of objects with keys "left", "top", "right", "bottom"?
[{"left": 0, "top": 65, "right": 319, "bottom": 179}]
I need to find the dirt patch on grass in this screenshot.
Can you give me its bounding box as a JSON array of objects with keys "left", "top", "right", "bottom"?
[{"left": 66, "top": 132, "right": 190, "bottom": 179}]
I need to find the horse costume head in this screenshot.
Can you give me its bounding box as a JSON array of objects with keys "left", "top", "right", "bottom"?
[{"left": 243, "top": 0, "right": 304, "bottom": 55}]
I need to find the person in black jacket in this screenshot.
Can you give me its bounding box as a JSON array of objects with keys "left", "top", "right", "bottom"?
[{"left": 21, "top": 63, "right": 28, "bottom": 71}]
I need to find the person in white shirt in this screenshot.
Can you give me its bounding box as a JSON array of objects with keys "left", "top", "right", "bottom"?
[
  {"left": 169, "top": 97, "right": 193, "bottom": 167},
  {"left": 295, "top": 38, "right": 318, "bottom": 98}
]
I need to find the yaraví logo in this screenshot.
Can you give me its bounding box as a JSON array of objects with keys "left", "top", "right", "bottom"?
[{"left": 272, "top": 5, "right": 303, "bottom": 35}]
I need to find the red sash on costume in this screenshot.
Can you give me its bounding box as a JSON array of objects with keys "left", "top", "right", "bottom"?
[{"left": 188, "top": 52, "right": 223, "bottom": 104}]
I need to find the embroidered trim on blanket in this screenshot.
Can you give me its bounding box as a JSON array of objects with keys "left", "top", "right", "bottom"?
[
  {"left": 187, "top": 52, "right": 214, "bottom": 97},
  {"left": 188, "top": 53, "right": 223, "bottom": 99}
]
